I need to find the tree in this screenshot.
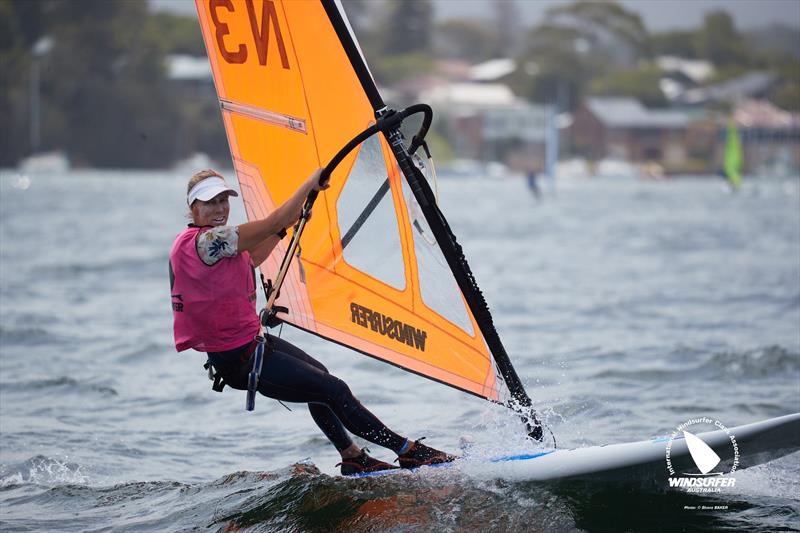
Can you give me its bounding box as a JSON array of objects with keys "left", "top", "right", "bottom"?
[
  {"left": 652, "top": 30, "right": 698, "bottom": 59},
  {"left": 543, "top": 1, "right": 651, "bottom": 65},
  {"left": 767, "top": 53, "right": 800, "bottom": 111},
  {"left": 41, "top": 0, "right": 183, "bottom": 167},
  {"left": 589, "top": 65, "right": 668, "bottom": 108},
  {"left": 513, "top": 1, "right": 652, "bottom": 108},
  {"left": 696, "top": 10, "right": 749, "bottom": 67},
  {"left": 5, "top": 0, "right": 48, "bottom": 49},
  {"left": 435, "top": 19, "right": 498, "bottom": 62},
  {"left": 512, "top": 23, "right": 594, "bottom": 108},
  {"left": 149, "top": 12, "right": 206, "bottom": 56},
  {"left": 0, "top": 0, "right": 193, "bottom": 167},
  {"left": 0, "top": 0, "right": 30, "bottom": 165},
  {"left": 360, "top": 0, "right": 436, "bottom": 87},
  {"left": 340, "top": 0, "right": 374, "bottom": 38},
  {"left": 493, "top": 0, "right": 519, "bottom": 58},
  {"left": 380, "top": 0, "right": 433, "bottom": 56}
]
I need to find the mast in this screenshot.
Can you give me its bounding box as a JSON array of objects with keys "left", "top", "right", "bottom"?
[{"left": 319, "top": 0, "right": 533, "bottom": 411}]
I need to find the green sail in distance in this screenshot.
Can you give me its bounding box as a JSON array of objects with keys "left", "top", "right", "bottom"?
[{"left": 724, "top": 119, "right": 743, "bottom": 188}]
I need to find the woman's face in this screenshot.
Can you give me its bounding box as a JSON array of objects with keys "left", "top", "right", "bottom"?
[{"left": 191, "top": 192, "right": 231, "bottom": 227}]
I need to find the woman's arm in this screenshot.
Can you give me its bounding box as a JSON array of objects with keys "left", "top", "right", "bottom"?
[
  {"left": 237, "top": 169, "right": 325, "bottom": 254},
  {"left": 249, "top": 234, "right": 281, "bottom": 266}
]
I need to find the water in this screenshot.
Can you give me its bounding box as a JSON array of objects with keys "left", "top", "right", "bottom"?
[{"left": 1, "top": 170, "right": 798, "bottom": 532}]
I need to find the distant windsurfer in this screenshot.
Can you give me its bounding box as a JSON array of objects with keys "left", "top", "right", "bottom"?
[
  {"left": 526, "top": 168, "right": 542, "bottom": 200},
  {"left": 169, "top": 169, "right": 455, "bottom": 475}
]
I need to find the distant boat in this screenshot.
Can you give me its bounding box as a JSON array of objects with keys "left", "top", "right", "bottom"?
[
  {"left": 18, "top": 151, "right": 70, "bottom": 173},
  {"left": 556, "top": 158, "right": 591, "bottom": 180},
  {"left": 723, "top": 119, "right": 743, "bottom": 189},
  {"left": 594, "top": 158, "right": 640, "bottom": 180}
]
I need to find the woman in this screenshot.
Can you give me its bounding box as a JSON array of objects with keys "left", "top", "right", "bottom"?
[{"left": 169, "top": 169, "right": 455, "bottom": 475}]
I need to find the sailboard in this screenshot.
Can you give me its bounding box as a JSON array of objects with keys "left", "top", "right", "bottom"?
[
  {"left": 723, "top": 119, "right": 743, "bottom": 189},
  {"left": 194, "top": 0, "right": 541, "bottom": 435},
  {"left": 351, "top": 413, "right": 800, "bottom": 482}
]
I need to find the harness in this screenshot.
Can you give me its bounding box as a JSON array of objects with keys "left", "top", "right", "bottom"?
[
  {"left": 203, "top": 336, "right": 264, "bottom": 393},
  {"left": 202, "top": 278, "right": 289, "bottom": 404}
]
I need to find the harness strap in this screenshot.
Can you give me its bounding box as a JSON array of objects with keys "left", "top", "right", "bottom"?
[
  {"left": 203, "top": 337, "right": 263, "bottom": 394},
  {"left": 203, "top": 360, "right": 227, "bottom": 392}
]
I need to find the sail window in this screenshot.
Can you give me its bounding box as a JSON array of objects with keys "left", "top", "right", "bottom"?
[
  {"left": 336, "top": 135, "right": 406, "bottom": 290},
  {"left": 400, "top": 176, "right": 474, "bottom": 336}
]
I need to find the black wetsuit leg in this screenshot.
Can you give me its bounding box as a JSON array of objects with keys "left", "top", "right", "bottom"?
[
  {"left": 207, "top": 336, "right": 406, "bottom": 453},
  {"left": 258, "top": 336, "right": 407, "bottom": 453}
]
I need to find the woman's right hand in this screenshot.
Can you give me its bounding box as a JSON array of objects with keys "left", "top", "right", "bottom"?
[
  {"left": 238, "top": 168, "right": 330, "bottom": 254},
  {"left": 285, "top": 169, "right": 327, "bottom": 226},
  {"left": 306, "top": 168, "right": 329, "bottom": 193}
]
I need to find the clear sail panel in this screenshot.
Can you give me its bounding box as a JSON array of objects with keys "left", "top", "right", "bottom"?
[{"left": 336, "top": 135, "right": 406, "bottom": 291}]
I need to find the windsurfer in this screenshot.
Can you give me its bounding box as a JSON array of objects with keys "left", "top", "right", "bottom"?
[{"left": 169, "top": 169, "right": 456, "bottom": 475}]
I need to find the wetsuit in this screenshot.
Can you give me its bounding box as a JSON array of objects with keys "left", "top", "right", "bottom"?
[
  {"left": 170, "top": 224, "right": 406, "bottom": 454},
  {"left": 208, "top": 336, "right": 406, "bottom": 452}
]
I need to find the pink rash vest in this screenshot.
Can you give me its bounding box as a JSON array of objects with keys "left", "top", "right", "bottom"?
[{"left": 169, "top": 226, "right": 259, "bottom": 352}]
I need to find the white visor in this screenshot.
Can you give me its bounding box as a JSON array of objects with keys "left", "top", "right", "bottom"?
[{"left": 187, "top": 176, "right": 239, "bottom": 205}]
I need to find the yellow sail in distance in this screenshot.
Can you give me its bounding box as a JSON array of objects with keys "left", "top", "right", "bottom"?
[{"left": 195, "top": 0, "right": 508, "bottom": 402}]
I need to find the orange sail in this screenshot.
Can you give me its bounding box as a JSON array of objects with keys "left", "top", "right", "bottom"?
[{"left": 194, "top": 0, "right": 517, "bottom": 404}]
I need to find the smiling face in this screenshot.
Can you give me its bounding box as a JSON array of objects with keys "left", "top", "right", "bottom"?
[{"left": 191, "top": 192, "right": 231, "bottom": 227}]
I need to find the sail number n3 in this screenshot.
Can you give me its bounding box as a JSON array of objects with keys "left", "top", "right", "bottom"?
[{"left": 209, "top": 0, "right": 290, "bottom": 68}]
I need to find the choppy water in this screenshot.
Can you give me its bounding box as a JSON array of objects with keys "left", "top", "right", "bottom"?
[{"left": 1, "top": 170, "right": 798, "bottom": 532}]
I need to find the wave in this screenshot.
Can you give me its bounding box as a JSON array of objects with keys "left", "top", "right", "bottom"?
[
  {"left": 116, "top": 341, "right": 174, "bottom": 361},
  {"left": 0, "top": 376, "right": 117, "bottom": 396},
  {"left": 0, "top": 455, "right": 90, "bottom": 488},
  {"left": 0, "top": 463, "right": 568, "bottom": 533},
  {"left": 591, "top": 345, "right": 800, "bottom": 381},
  {"left": 2, "top": 457, "right": 797, "bottom": 532},
  {"left": 703, "top": 345, "right": 800, "bottom": 380},
  {"left": 0, "top": 326, "right": 56, "bottom": 346},
  {"left": 32, "top": 254, "right": 168, "bottom": 279}
]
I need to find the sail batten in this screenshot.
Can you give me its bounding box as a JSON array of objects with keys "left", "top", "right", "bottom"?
[
  {"left": 195, "top": 0, "right": 526, "bottom": 407},
  {"left": 221, "top": 100, "right": 307, "bottom": 133}
]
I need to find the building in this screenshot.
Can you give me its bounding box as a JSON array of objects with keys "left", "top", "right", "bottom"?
[
  {"left": 570, "top": 97, "right": 692, "bottom": 170},
  {"left": 680, "top": 72, "right": 776, "bottom": 106},
  {"left": 656, "top": 56, "right": 715, "bottom": 104},
  {"left": 421, "top": 82, "right": 549, "bottom": 171},
  {"left": 166, "top": 54, "right": 213, "bottom": 88}
]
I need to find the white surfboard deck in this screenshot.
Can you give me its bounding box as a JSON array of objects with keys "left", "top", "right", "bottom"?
[{"left": 349, "top": 413, "right": 800, "bottom": 482}]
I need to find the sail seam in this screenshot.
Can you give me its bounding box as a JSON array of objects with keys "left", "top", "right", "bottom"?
[{"left": 285, "top": 321, "right": 501, "bottom": 400}]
